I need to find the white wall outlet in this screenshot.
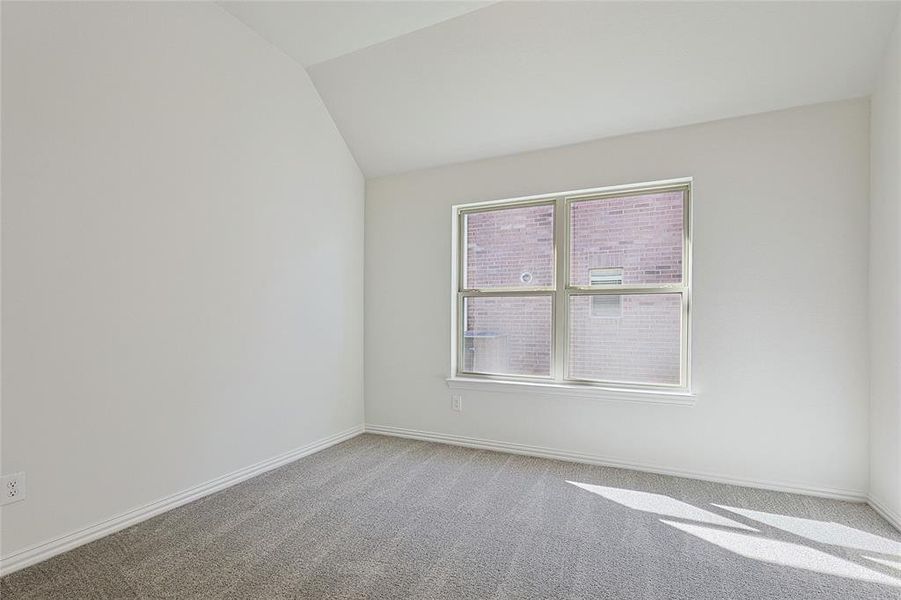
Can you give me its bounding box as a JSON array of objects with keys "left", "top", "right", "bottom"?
[
  {"left": 452, "top": 395, "right": 462, "bottom": 412},
  {"left": 1, "top": 472, "right": 26, "bottom": 506}
]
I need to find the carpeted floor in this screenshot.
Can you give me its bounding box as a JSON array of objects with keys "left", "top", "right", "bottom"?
[{"left": 2, "top": 433, "right": 900, "bottom": 599}]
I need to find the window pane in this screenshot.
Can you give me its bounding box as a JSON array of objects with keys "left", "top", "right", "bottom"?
[
  {"left": 463, "top": 295, "right": 552, "bottom": 377},
  {"left": 568, "top": 293, "right": 682, "bottom": 385},
  {"left": 570, "top": 191, "right": 683, "bottom": 286},
  {"left": 464, "top": 204, "right": 554, "bottom": 289}
]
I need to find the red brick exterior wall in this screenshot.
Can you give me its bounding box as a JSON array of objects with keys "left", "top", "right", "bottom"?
[
  {"left": 570, "top": 192, "right": 683, "bottom": 286},
  {"left": 568, "top": 293, "right": 682, "bottom": 384},
  {"left": 463, "top": 205, "right": 554, "bottom": 376},
  {"left": 464, "top": 204, "right": 554, "bottom": 289},
  {"left": 463, "top": 296, "right": 552, "bottom": 376}
]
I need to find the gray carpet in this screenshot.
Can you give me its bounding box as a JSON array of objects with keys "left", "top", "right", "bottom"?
[{"left": 2, "top": 433, "right": 900, "bottom": 599}]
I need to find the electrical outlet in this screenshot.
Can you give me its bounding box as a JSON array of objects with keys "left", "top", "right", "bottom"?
[
  {"left": 1, "top": 472, "right": 26, "bottom": 506},
  {"left": 452, "top": 395, "right": 462, "bottom": 412}
]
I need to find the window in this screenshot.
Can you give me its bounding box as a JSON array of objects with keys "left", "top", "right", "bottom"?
[{"left": 454, "top": 180, "right": 690, "bottom": 391}]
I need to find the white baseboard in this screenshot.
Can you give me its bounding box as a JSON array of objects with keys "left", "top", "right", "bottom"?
[
  {"left": 0, "top": 424, "right": 364, "bottom": 577},
  {"left": 868, "top": 495, "right": 901, "bottom": 533},
  {"left": 3, "top": 423, "right": 881, "bottom": 578},
  {"left": 365, "top": 424, "right": 867, "bottom": 503}
]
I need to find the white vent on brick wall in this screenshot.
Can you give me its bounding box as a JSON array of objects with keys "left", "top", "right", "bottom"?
[
  {"left": 589, "top": 267, "right": 624, "bottom": 286},
  {"left": 591, "top": 295, "right": 623, "bottom": 319},
  {"left": 589, "top": 267, "right": 624, "bottom": 319}
]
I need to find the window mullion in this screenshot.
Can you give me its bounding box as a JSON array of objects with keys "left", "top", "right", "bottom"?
[{"left": 554, "top": 196, "right": 567, "bottom": 383}]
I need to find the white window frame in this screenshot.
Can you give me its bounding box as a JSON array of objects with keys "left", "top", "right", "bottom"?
[{"left": 450, "top": 178, "right": 692, "bottom": 394}]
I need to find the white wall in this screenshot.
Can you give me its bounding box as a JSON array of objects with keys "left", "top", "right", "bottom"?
[
  {"left": 366, "top": 99, "right": 871, "bottom": 498},
  {"left": 1, "top": 2, "right": 363, "bottom": 559},
  {"left": 869, "top": 12, "right": 901, "bottom": 524}
]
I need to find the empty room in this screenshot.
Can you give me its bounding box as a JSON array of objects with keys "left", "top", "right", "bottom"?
[{"left": 2, "top": 1, "right": 901, "bottom": 598}]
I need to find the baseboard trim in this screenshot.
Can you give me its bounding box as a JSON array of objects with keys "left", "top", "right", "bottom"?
[
  {"left": 0, "top": 424, "right": 364, "bottom": 577},
  {"left": 868, "top": 495, "right": 901, "bottom": 533},
  {"left": 365, "top": 424, "right": 867, "bottom": 503}
]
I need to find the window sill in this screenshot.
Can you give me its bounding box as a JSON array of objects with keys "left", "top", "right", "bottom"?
[{"left": 445, "top": 377, "right": 696, "bottom": 406}]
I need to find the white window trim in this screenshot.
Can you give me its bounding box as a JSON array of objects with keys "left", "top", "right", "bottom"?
[
  {"left": 445, "top": 376, "right": 695, "bottom": 405},
  {"left": 450, "top": 177, "right": 693, "bottom": 396}
]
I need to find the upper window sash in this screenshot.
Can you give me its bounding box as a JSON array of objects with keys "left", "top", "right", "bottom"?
[
  {"left": 459, "top": 198, "right": 558, "bottom": 293},
  {"left": 564, "top": 184, "right": 690, "bottom": 292}
]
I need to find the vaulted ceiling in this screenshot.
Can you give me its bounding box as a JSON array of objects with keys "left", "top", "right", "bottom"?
[
  {"left": 220, "top": 1, "right": 491, "bottom": 67},
  {"left": 221, "top": 1, "right": 900, "bottom": 178}
]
